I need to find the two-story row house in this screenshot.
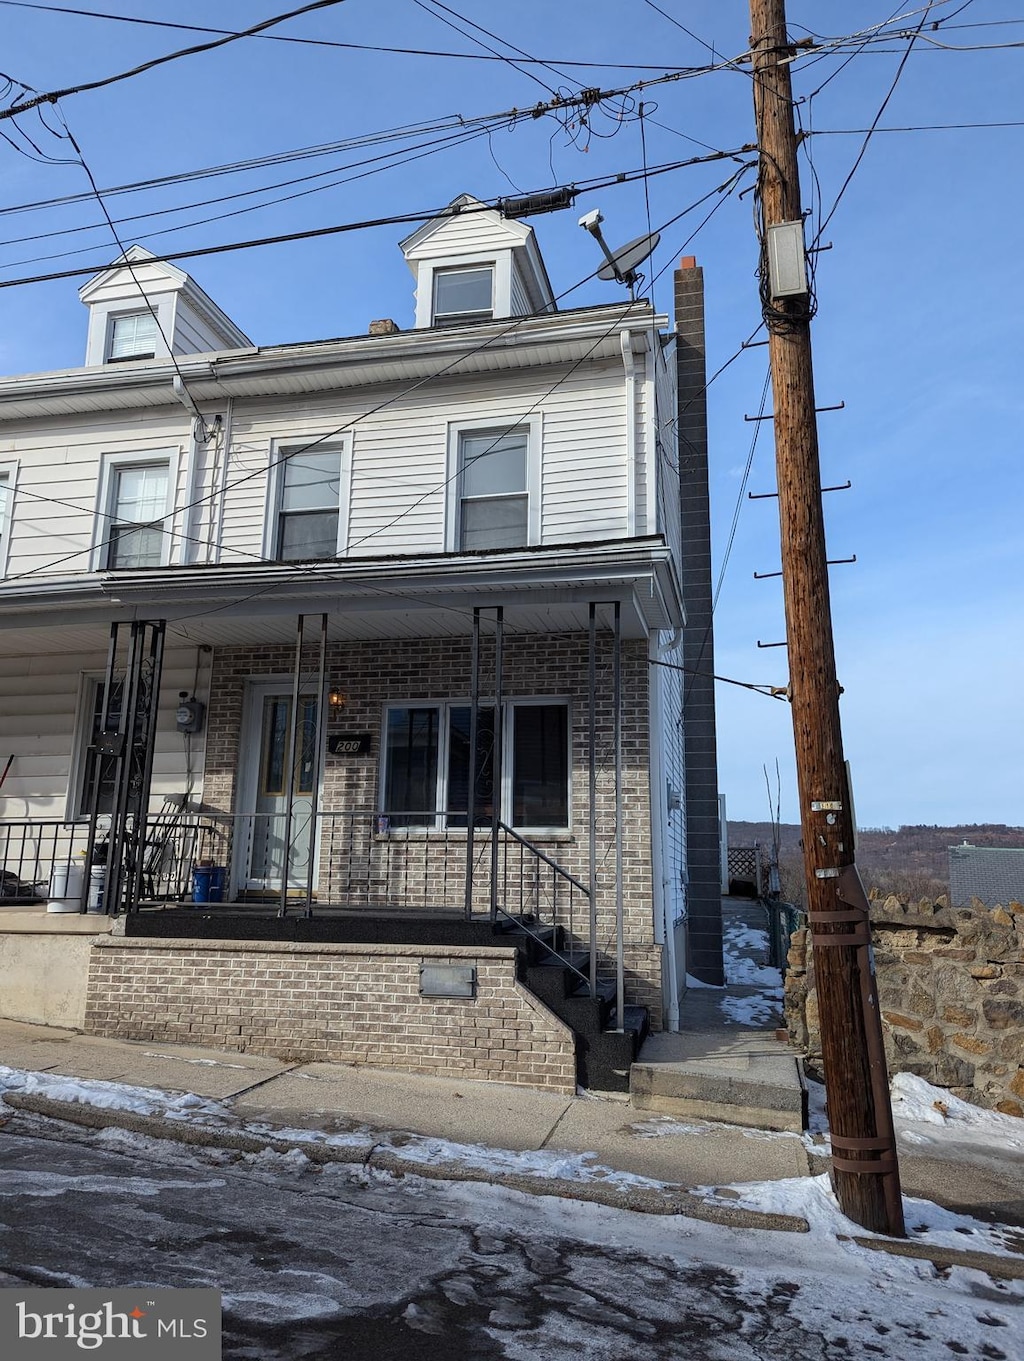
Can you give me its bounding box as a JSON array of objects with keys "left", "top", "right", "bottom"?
[{"left": 0, "top": 197, "right": 718, "bottom": 1093}]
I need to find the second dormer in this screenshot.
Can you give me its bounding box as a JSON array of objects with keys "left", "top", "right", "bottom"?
[
  {"left": 400, "top": 194, "right": 557, "bottom": 329},
  {"left": 78, "top": 245, "right": 251, "bottom": 366}
]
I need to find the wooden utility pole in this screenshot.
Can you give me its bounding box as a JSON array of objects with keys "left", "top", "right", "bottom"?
[{"left": 748, "top": 0, "right": 904, "bottom": 1236}]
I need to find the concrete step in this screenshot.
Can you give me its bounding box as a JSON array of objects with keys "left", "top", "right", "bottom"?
[{"left": 630, "top": 1030, "right": 806, "bottom": 1133}]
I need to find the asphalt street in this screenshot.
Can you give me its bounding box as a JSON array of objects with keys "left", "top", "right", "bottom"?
[{"left": 0, "top": 1112, "right": 1017, "bottom": 1361}]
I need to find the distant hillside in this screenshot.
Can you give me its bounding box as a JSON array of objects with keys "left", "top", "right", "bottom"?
[{"left": 727, "top": 821, "right": 1024, "bottom": 904}]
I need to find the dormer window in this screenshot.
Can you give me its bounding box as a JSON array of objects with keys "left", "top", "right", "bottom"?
[
  {"left": 107, "top": 311, "right": 159, "bottom": 362},
  {"left": 432, "top": 266, "right": 493, "bottom": 327}
]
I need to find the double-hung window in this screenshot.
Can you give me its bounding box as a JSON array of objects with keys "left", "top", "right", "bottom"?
[
  {"left": 382, "top": 700, "right": 569, "bottom": 832},
  {"left": 107, "top": 311, "right": 159, "bottom": 362},
  {"left": 107, "top": 463, "right": 169, "bottom": 568},
  {"left": 432, "top": 266, "right": 493, "bottom": 326},
  {"left": 273, "top": 445, "right": 345, "bottom": 561},
  {"left": 458, "top": 428, "right": 528, "bottom": 550}
]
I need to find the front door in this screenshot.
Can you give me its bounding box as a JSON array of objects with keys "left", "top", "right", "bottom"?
[{"left": 238, "top": 681, "right": 321, "bottom": 893}]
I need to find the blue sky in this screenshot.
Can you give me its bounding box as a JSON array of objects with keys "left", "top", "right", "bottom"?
[{"left": 1, "top": 0, "right": 1021, "bottom": 830}]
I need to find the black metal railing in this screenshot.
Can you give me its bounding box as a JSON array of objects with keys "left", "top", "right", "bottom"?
[{"left": 0, "top": 811, "right": 592, "bottom": 935}]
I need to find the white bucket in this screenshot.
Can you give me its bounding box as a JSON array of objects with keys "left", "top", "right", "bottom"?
[{"left": 48, "top": 861, "right": 85, "bottom": 913}]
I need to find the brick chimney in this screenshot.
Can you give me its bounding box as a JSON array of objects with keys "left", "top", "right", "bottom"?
[{"left": 368, "top": 318, "right": 400, "bottom": 336}]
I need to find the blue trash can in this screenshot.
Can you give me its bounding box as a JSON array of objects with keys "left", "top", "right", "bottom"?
[
  {"left": 209, "top": 866, "right": 225, "bottom": 903},
  {"left": 192, "top": 866, "right": 215, "bottom": 904}
]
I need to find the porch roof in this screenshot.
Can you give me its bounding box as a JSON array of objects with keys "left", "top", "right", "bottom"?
[{"left": 0, "top": 536, "right": 682, "bottom": 654}]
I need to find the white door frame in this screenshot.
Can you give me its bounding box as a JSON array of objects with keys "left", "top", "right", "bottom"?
[{"left": 234, "top": 676, "right": 327, "bottom": 897}]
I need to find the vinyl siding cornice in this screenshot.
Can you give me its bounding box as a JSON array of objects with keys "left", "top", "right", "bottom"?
[{"left": 0, "top": 304, "right": 665, "bottom": 420}]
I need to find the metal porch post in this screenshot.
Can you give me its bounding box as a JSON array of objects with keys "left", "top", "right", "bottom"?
[
  {"left": 613, "top": 602, "right": 625, "bottom": 1031},
  {"left": 279, "top": 614, "right": 305, "bottom": 918},
  {"left": 465, "top": 608, "right": 480, "bottom": 920},
  {"left": 588, "top": 604, "right": 598, "bottom": 995},
  {"left": 302, "top": 613, "right": 328, "bottom": 918},
  {"left": 489, "top": 606, "right": 504, "bottom": 925}
]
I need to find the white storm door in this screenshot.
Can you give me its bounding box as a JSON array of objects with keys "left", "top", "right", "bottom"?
[{"left": 238, "top": 681, "right": 322, "bottom": 891}]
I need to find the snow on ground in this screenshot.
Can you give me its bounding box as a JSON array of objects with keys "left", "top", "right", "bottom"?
[{"left": 3, "top": 1062, "right": 1023, "bottom": 1358}]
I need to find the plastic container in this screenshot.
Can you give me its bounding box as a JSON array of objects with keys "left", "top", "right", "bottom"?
[
  {"left": 48, "top": 861, "right": 85, "bottom": 913},
  {"left": 87, "top": 864, "right": 106, "bottom": 914},
  {"left": 192, "top": 866, "right": 224, "bottom": 904}
]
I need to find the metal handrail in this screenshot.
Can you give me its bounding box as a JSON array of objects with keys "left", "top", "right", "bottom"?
[{"left": 495, "top": 821, "right": 591, "bottom": 895}]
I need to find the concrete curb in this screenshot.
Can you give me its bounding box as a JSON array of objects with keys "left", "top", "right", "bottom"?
[{"left": 3, "top": 1091, "right": 810, "bottom": 1234}]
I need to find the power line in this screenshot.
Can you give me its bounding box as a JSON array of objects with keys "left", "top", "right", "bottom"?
[
  {"left": 0, "top": 0, "right": 351, "bottom": 122},
  {"left": 0, "top": 1, "right": 684, "bottom": 70},
  {"left": 409, "top": 0, "right": 561, "bottom": 95},
  {"left": 809, "top": 120, "right": 1024, "bottom": 134},
  {"left": 0, "top": 144, "right": 758, "bottom": 290},
  {"left": 0, "top": 56, "right": 748, "bottom": 229},
  {"left": 1, "top": 174, "right": 749, "bottom": 588},
  {"left": 814, "top": 10, "right": 927, "bottom": 243},
  {"left": 650, "top": 657, "right": 787, "bottom": 700},
  {"left": 0, "top": 122, "right": 495, "bottom": 272},
  {"left": 54, "top": 106, "right": 213, "bottom": 440}
]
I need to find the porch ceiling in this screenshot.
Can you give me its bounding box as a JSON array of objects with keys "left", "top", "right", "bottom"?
[{"left": 0, "top": 599, "right": 652, "bottom": 659}]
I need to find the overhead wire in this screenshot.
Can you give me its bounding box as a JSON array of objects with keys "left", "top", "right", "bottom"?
[
  {"left": 0, "top": 0, "right": 687, "bottom": 70},
  {"left": 0, "top": 0, "right": 352, "bottom": 122},
  {"left": 53, "top": 103, "right": 213, "bottom": 439},
  {"left": 2, "top": 171, "right": 749, "bottom": 593},
  {"left": 409, "top": 0, "right": 562, "bottom": 95},
  {"left": 0, "top": 121, "right": 497, "bottom": 272},
  {"left": 813, "top": 9, "right": 928, "bottom": 244},
  {"left": 0, "top": 143, "right": 759, "bottom": 290}
]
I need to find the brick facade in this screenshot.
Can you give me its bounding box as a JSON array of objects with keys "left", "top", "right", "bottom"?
[
  {"left": 202, "top": 632, "right": 664, "bottom": 1026},
  {"left": 84, "top": 937, "right": 577, "bottom": 1093}
]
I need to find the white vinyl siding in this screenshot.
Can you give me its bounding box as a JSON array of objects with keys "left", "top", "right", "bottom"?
[
  {"left": 0, "top": 646, "right": 205, "bottom": 823},
  {"left": 0, "top": 354, "right": 639, "bottom": 577},
  {"left": 218, "top": 365, "right": 630, "bottom": 562}
]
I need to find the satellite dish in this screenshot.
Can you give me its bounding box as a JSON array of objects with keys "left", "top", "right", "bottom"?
[{"left": 596, "top": 231, "right": 661, "bottom": 285}]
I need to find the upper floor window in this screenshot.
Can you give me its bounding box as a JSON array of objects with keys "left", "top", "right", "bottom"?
[
  {"left": 458, "top": 428, "right": 528, "bottom": 550},
  {"left": 107, "top": 311, "right": 159, "bottom": 362},
  {"left": 274, "top": 445, "right": 345, "bottom": 561},
  {"left": 108, "top": 463, "right": 169, "bottom": 568},
  {"left": 432, "top": 266, "right": 493, "bottom": 327}
]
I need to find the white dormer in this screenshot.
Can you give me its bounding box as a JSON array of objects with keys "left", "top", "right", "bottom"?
[
  {"left": 78, "top": 246, "right": 252, "bottom": 366},
  {"left": 400, "top": 194, "right": 556, "bottom": 330}
]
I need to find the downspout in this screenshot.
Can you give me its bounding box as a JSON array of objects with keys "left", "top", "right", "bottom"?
[
  {"left": 620, "top": 330, "right": 637, "bottom": 536},
  {"left": 648, "top": 631, "right": 680, "bottom": 1030},
  {"left": 212, "top": 396, "right": 234, "bottom": 565}
]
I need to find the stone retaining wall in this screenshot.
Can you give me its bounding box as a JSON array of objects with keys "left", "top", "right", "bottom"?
[
  {"left": 784, "top": 895, "right": 1024, "bottom": 1116},
  {"left": 84, "top": 937, "right": 577, "bottom": 1093}
]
